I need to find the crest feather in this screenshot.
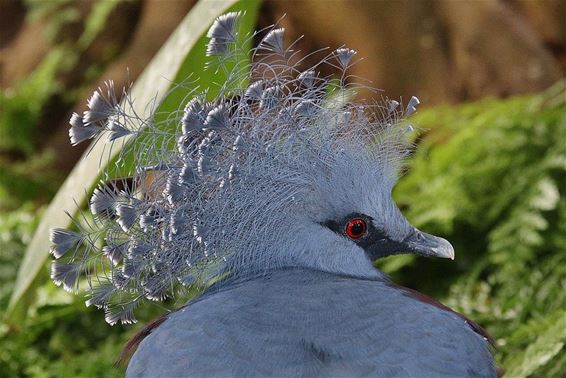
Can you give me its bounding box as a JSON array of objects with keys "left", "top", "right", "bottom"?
[{"left": 50, "top": 14, "right": 419, "bottom": 324}]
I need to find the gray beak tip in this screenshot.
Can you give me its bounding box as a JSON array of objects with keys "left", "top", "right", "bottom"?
[
  {"left": 433, "top": 243, "right": 455, "bottom": 260},
  {"left": 404, "top": 229, "right": 456, "bottom": 260},
  {"left": 428, "top": 235, "right": 455, "bottom": 260}
]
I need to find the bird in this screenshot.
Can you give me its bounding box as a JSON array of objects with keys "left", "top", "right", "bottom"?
[{"left": 49, "top": 12, "right": 496, "bottom": 377}]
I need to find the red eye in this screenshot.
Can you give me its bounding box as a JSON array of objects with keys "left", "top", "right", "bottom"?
[{"left": 345, "top": 218, "right": 367, "bottom": 239}]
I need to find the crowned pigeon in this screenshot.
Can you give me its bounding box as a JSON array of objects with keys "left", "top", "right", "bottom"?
[{"left": 50, "top": 12, "right": 496, "bottom": 377}]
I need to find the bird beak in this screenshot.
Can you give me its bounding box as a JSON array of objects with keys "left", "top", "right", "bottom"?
[{"left": 401, "top": 228, "right": 455, "bottom": 260}]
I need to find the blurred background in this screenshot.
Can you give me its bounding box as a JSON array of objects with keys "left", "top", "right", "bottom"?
[{"left": 0, "top": 0, "right": 564, "bottom": 377}]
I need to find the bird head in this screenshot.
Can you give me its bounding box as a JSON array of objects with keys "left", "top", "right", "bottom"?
[
  {"left": 49, "top": 12, "right": 453, "bottom": 324},
  {"left": 226, "top": 108, "right": 455, "bottom": 279}
]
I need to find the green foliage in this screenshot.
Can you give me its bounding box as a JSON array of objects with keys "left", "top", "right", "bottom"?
[
  {"left": 390, "top": 81, "right": 566, "bottom": 376},
  {"left": 2, "top": 0, "right": 564, "bottom": 375},
  {"left": 2, "top": 0, "right": 125, "bottom": 155},
  {"left": 0, "top": 48, "right": 68, "bottom": 156},
  {"left": 78, "top": 1, "right": 121, "bottom": 49},
  {"left": 0, "top": 208, "right": 190, "bottom": 378},
  {"left": 24, "top": 0, "right": 79, "bottom": 43},
  {"left": 0, "top": 0, "right": 124, "bottom": 210},
  {"left": 0, "top": 204, "right": 41, "bottom": 310},
  {"left": 5, "top": 0, "right": 246, "bottom": 326},
  {"left": 0, "top": 151, "right": 61, "bottom": 211},
  {"left": 0, "top": 204, "right": 168, "bottom": 376}
]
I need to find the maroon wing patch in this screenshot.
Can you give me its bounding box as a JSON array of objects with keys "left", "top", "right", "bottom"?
[
  {"left": 115, "top": 313, "right": 170, "bottom": 368},
  {"left": 391, "top": 283, "right": 495, "bottom": 347}
]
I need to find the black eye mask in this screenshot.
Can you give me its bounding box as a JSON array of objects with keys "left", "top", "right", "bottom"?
[{"left": 324, "top": 213, "right": 399, "bottom": 258}]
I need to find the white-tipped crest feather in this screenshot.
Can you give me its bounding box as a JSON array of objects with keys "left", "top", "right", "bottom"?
[{"left": 51, "top": 14, "right": 420, "bottom": 324}]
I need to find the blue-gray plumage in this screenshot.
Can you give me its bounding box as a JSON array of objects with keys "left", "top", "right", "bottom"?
[
  {"left": 127, "top": 269, "right": 495, "bottom": 377},
  {"left": 49, "top": 11, "right": 497, "bottom": 377}
]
